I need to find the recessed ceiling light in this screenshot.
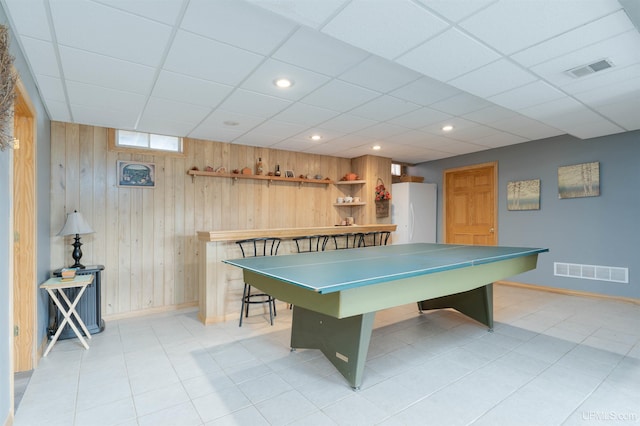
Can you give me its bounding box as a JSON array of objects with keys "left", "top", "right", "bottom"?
[
  {"left": 372, "top": 145, "right": 381, "bottom": 150},
  {"left": 442, "top": 125, "right": 453, "bottom": 132},
  {"left": 310, "top": 134, "right": 322, "bottom": 141},
  {"left": 274, "top": 78, "right": 293, "bottom": 88}
]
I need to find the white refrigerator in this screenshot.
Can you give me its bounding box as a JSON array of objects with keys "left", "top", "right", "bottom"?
[{"left": 391, "top": 182, "right": 437, "bottom": 244}]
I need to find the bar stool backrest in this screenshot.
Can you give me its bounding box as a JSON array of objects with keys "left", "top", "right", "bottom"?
[{"left": 237, "top": 238, "right": 281, "bottom": 258}]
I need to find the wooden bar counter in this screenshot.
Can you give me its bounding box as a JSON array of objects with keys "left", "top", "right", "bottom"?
[{"left": 197, "top": 224, "right": 397, "bottom": 324}]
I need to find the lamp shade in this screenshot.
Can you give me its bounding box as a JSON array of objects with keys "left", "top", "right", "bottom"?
[{"left": 58, "top": 211, "right": 94, "bottom": 236}]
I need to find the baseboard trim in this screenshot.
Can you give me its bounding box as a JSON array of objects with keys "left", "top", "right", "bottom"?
[
  {"left": 496, "top": 281, "right": 640, "bottom": 306},
  {"left": 103, "top": 301, "right": 199, "bottom": 322}
]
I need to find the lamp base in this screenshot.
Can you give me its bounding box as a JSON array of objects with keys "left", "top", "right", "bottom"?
[{"left": 71, "top": 234, "right": 86, "bottom": 269}]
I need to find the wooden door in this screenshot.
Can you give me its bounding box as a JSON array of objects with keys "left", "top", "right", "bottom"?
[
  {"left": 13, "top": 80, "right": 36, "bottom": 372},
  {"left": 444, "top": 162, "right": 497, "bottom": 245}
]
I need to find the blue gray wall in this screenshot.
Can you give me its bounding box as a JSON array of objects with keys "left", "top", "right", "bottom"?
[
  {"left": 411, "top": 130, "right": 639, "bottom": 299},
  {"left": 1, "top": 4, "right": 51, "bottom": 423}
]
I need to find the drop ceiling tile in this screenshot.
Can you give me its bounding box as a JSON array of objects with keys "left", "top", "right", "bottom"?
[
  {"left": 66, "top": 81, "right": 146, "bottom": 113},
  {"left": 557, "top": 114, "right": 625, "bottom": 139},
  {"left": 460, "top": 0, "right": 622, "bottom": 55},
  {"left": 317, "top": 114, "right": 377, "bottom": 134},
  {"left": 489, "top": 81, "right": 565, "bottom": 111},
  {"left": 417, "top": 0, "right": 496, "bottom": 23},
  {"left": 59, "top": 46, "right": 156, "bottom": 94},
  {"left": 390, "top": 77, "right": 460, "bottom": 106},
  {"left": 422, "top": 138, "right": 486, "bottom": 155},
  {"left": 144, "top": 97, "right": 212, "bottom": 125},
  {"left": 511, "top": 11, "right": 635, "bottom": 68},
  {"left": 241, "top": 59, "right": 331, "bottom": 101},
  {"left": 472, "top": 132, "right": 528, "bottom": 148},
  {"left": 152, "top": 71, "right": 234, "bottom": 107},
  {"left": 430, "top": 93, "right": 491, "bottom": 116},
  {"left": 272, "top": 103, "right": 340, "bottom": 127},
  {"left": 396, "top": 28, "right": 501, "bottom": 82},
  {"left": 198, "top": 109, "right": 266, "bottom": 133},
  {"left": 288, "top": 127, "right": 347, "bottom": 144},
  {"left": 529, "top": 30, "right": 640, "bottom": 87},
  {"left": 34, "top": 75, "right": 66, "bottom": 103},
  {"left": 189, "top": 125, "right": 246, "bottom": 143},
  {"left": 244, "top": 120, "right": 310, "bottom": 140},
  {"left": 596, "top": 96, "right": 640, "bottom": 131},
  {"left": 301, "top": 80, "right": 380, "bottom": 112},
  {"left": 314, "top": 134, "right": 371, "bottom": 150},
  {"left": 71, "top": 104, "right": 138, "bottom": 130},
  {"left": 274, "top": 138, "right": 324, "bottom": 153},
  {"left": 246, "top": 0, "right": 349, "bottom": 30},
  {"left": 349, "top": 96, "right": 421, "bottom": 122},
  {"left": 164, "top": 30, "right": 264, "bottom": 86},
  {"left": 354, "top": 122, "right": 409, "bottom": 139},
  {"left": 322, "top": 0, "right": 450, "bottom": 60},
  {"left": 338, "top": 56, "right": 422, "bottom": 93},
  {"left": 462, "top": 105, "right": 518, "bottom": 124},
  {"left": 181, "top": 0, "right": 296, "bottom": 55},
  {"left": 136, "top": 116, "right": 197, "bottom": 138},
  {"left": 19, "top": 37, "right": 59, "bottom": 78},
  {"left": 3, "top": 0, "right": 51, "bottom": 40},
  {"left": 44, "top": 100, "right": 71, "bottom": 122},
  {"left": 448, "top": 59, "right": 538, "bottom": 98},
  {"left": 489, "top": 116, "right": 563, "bottom": 140},
  {"left": 218, "top": 89, "right": 291, "bottom": 118},
  {"left": 94, "top": 0, "right": 185, "bottom": 25},
  {"left": 519, "top": 97, "right": 584, "bottom": 123},
  {"left": 51, "top": 0, "right": 173, "bottom": 66},
  {"left": 573, "top": 75, "right": 640, "bottom": 107},
  {"left": 272, "top": 27, "right": 369, "bottom": 77},
  {"left": 387, "top": 107, "right": 452, "bottom": 129},
  {"left": 387, "top": 130, "right": 433, "bottom": 145}
]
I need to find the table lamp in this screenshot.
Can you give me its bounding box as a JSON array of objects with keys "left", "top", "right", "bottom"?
[{"left": 58, "top": 210, "right": 94, "bottom": 269}]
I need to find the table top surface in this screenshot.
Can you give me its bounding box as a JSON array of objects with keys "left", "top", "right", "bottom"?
[
  {"left": 41, "top": 274, "right": 94, "bottom": 290},
  {"left": 224, "top": 243, "right": 548, "bottom": 294}
]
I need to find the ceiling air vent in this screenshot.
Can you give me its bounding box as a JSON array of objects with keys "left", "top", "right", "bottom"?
[{"left": 566, "top": 59, "right": 614, "bottom": 78}]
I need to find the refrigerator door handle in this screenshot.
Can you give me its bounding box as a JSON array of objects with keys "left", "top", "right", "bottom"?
[{"left": 409, "top": 202, "right": 415, "bottom": 242}]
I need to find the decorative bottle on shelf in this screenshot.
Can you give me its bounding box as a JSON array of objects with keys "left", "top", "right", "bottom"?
[
  {"left": 274, "top": 164, "right": 281, "bottom": 177},
  {"left": 256, "top": 157, "right": 263, "bottom": 175}
]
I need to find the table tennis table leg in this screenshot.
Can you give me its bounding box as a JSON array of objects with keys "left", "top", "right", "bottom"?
[
  {"left": 290, "top": 306, "right": 375, "bottom": 389},
  {"left": 417, "top": 283, "right": 494, "bottom": 330}
]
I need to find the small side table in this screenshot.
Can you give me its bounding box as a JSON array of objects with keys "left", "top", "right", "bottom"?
[
  {"left": 50, "top": 265, "right": 105, "bottom": 339},
  {"left": 41, "top": 275, "right": 94, "bottom": 356}
]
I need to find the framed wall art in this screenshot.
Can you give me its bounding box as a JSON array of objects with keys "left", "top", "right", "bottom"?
[
  {"left": 507, "top": 179, "right": 540, "bottom": 211},
  {"left": 558, "top": 161, "right": 599, "bottom": 199},
  {"left": 117, "top": 160, "right": 156, "bottom": 188}
]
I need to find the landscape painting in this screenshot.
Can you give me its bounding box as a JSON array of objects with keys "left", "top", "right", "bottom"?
[
  {"left": 507, "top": 179, "right": 540, "bottom": 211},
  {"left": 558, "top": 162, "right": 600, "bottom": 199}
]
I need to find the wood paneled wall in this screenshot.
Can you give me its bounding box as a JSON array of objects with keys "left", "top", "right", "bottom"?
[{"left": 50, "top": 121, "right": 391, "bottom": 317}]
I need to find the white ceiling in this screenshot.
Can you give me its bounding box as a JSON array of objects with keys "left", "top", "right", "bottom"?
[{"left": 3, "top": 0, "right": 640, "bottom": 163}]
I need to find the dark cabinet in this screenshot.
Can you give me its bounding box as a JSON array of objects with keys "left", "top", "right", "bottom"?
[{"left": 49, "top": 265, "right": 105, "bottom": 340}]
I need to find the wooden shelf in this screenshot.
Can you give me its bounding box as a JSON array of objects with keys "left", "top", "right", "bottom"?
[
  {"left": 187, "top": 170, "right": 334, "bottom": 186},
  {"left": 334, "top": 180, "right": 366, "bottom": 185},
  {"left": 333, "top": 202, "right": 366, "bottom": 207}
]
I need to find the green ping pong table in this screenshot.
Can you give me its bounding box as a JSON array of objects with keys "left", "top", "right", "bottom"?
[{"left": 224, "top": 243, "right": 548, "bottom": 388}]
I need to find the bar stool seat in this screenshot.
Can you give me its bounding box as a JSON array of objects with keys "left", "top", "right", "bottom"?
[{"left": 236, "top": 237, "right": 281, "bottom": 326}]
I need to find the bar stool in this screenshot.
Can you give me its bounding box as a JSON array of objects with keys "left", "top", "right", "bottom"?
[
  {"left": 326, "top": 233, "right": 360, "bottom": 250},
  {"left": 293, "top": 235, "right": 328, "bottom": 253},
  {"left": 236, "top": 237, "right": 281, "bottom": 326},
  {"left": 359, "top": 231, "right": 391, "bottom": 247}
]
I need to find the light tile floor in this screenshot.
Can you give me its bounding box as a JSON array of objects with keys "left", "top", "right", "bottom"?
[{"left": 14, "top": 284, "right": 640, "bottom": 426}]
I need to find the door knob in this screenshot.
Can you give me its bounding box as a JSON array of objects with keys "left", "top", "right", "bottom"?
[{"left": 489, "top": 228, "right": 495, "bottom": 233}]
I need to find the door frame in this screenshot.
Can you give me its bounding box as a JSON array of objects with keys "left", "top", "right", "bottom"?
[
  {"left": 12, "top": 76, "right": 37, "bottom": 373},
  {"left": 443, "top": 161, "right": 498, "bottom": 245}
]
